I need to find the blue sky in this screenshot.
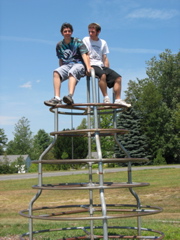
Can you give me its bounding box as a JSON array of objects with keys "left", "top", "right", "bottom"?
[{"left": 0, "top": 0, "right": 180, "bottom": 142}]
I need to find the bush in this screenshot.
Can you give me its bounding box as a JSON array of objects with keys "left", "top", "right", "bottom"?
[
  {"left": 153, "top": 149, "right": 166, "bottom": 165},
  {"left": 0, "top": 156, "right": 17, "bottom": 174}
]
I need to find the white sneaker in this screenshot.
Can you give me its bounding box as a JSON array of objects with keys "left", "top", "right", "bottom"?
[
  {"left": 114, "top": 99, "right": 131, "bottom": 107},
  {"left": 103, "top": 96, "right": 111, "bottom": 103}
]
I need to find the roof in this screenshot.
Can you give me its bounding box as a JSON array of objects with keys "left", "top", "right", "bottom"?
[{"left": 0, "top": 155, "right": 29, "bottom": 163}]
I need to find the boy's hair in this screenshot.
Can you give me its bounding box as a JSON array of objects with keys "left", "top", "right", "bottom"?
[
  {"left": 60, "top": 23, "right": 73, "bottom": 33},
  {"left": 88, "top": 23, "right": 101, "bottom": 32}
]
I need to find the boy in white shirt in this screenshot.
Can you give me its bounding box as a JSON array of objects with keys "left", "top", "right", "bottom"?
[{"left": 83, "top": 23, "right": 131, "bottom": 107}]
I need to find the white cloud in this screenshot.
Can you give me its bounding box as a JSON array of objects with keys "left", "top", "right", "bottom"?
[
  {"left": 19, "top": 81, "right": 32, "bottom": 89},
  {"left": 110, "top": 47, "right": 162, "bottom": 54},
  {"left": 127, "top": 8, "right": 179, "bottom": 20},
  {"left": 0, "top": 116, "right": 19, "bottom": 126},
  {"left": 36, "top": 80, "right": 41, "bottom": 83}
]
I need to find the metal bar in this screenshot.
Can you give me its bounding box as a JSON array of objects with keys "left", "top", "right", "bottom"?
[
  {"left": 91, "top": 68, "right": 108, "bottom": 240},
  {"left": 88, "top": 162, "right": 94, "bottom": 239},
  {"left": 28, "top": 108, "right": 59, "bottom": 239},
  {"left": 86, "top": 76, "right": 92, "bottom": 159},
  {"left": 87, "top": 75, "right": 94, "bottom": 239}
]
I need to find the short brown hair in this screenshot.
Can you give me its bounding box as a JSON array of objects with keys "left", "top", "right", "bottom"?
[{"left": 88, "top": 23, "right": 101, "bottom": 32}]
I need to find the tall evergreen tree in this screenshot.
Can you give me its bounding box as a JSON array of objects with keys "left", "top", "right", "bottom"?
[
  {"left": 6, "top": 117, "right": 33, "bottom": 157},
  {"left": 31, "top": 129, "right": 53, "bottom": 160},
  {"left": 115, "top": 108, "right": 149, "bottom": 162}
]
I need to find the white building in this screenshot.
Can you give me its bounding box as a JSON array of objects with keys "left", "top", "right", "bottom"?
[{"left": 0, "top": 155, "right": 31, "bottom": 173}]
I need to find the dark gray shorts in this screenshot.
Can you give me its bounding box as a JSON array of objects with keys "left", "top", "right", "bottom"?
[{"left": 92, "top": 66, "right": 121, "bottom": 88}]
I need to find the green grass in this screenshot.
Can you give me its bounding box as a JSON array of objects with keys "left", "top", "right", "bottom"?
[{"left": 0, "top": 167, "right": 180, "bottom": 239}]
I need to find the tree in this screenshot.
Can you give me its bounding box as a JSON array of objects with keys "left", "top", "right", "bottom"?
[
  {"left": 115, "top": 108, "right": 150, "bottom": 163},
  {"left": 78, "top": 113, "right": 115, "bottom": 158},
  {"left": 98, "top": 111, "right": 114, "bottom": 158},
  {"left": 52, "top": 128, "right": 88, "bottom": 169},
  {"left": 77, "top": 118, "right": 87, "bottom": 129},
  {"left": 146, "top": 49, "right": 180, "bottom": 109},
  {"left": 6, "top": 117, "right": 33, "bottom": 157},
  {"left": 125, "top": 50, "right": 180, "bottom": 163},
  {"left": 53, "top": 129, "right": 88, "bottom": 160},
  {"left": 0, "top": 155, "right": 17, "bottom": 174},
  {"left": 0, "top": 128, "right": 8, "bottom": 155},
  {"left": 31, "top": 129, "right": 53, "bottom": 160}
]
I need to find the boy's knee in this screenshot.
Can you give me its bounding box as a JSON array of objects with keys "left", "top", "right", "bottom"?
[
  {"left": 116, "top": 76, "right": 121, "bottom": 83},
  {"left": 99, "top": 74, "right": 106, "bottom": 81},
  {"left": 53, "top": 71, "right": 60, "bottom": 78}
]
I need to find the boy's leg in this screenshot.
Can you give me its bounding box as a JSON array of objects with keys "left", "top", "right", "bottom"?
[
  {"left": 68, "top": 74, "right": 77, "bottom": 96},
  {"left": 63, "top": 63, "right": 85, "bottom": 104},
  {"left": 113, "top": 76, "right": 121, "bottom": 100},
  {"left": 104, "top": 67, "right": 131, "bottom": 107},
  {"left": 113, "top": 76, "right": 131, "bottom": 107},
  {"left": 92, "top": 66, "right": 110, "bottom": 103},
  {"left": 63, "top": 74, "right": 77, "bottom": 104},
  {"left": 53, "top": 71, "right": 61, "bottom": 97},
  {"left": 44, "top": 65, "right": 70, "bottom": 106},
  {"left": 98, "top": 74, "right": 108, "bottom": 97}
]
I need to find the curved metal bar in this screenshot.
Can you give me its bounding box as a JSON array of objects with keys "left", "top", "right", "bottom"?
[
  {"left": 31, "top": 182, "right": 149, "bottom": 190},
  {"left": 20, "top": 203, "right": 163, "bottom": 220},
  {"left": 28, "top": 108, "right": 59, "bottom": 239},
  {"left": 20, "top": 225, "right": 164, "bottom": 240}
]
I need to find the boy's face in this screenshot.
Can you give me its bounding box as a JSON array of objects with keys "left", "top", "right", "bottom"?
[
  {"left": 88, "top": 27, "right": 99, "bottom": 39},
  {"left": 62, "top": 28, "right": 72, "bottom": 39}
]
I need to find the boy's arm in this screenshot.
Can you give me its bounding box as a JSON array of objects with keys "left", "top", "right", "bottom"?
[
  {"left": 102, "top": 54, "right": 110, "bottom": 67},
  {"left": 59, "top": 59, "right": 63, "bottom": 66},
  {"left": 82, "top": 53, "right": 92, "bottom": 73}
]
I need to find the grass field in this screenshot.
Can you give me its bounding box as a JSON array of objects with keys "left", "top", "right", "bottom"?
[{"left": 0, "top": 167, "right": 180, "bottom": 239}]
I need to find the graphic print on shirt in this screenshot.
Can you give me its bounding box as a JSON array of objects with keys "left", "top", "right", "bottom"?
[
  {"left": 91, "top": 44, "right": 101, "bottom": 61},
  {"left": 56, "top": 38, "right": 88, "bottom": 65},
  {"left": 62, "top": 49, "right": 73, "bottom": 61}
]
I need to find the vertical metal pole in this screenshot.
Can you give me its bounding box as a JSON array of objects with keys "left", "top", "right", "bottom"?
[
  {"left": 71, "top": 109, "right": 74, "bottom": 159},
  {"left": 113, "top": 105, "right": 141, "bottom": 236},
  {"left": 88, "top": 162, "right": 94, "bottom": 240},
  {"left": 91, "top": 69, "right": 108, "bottom": 240},
  {"left": 87, "top": 76, "right": 92, "bottom": 159},
  {"left": 87, "top": 75, "right": 94, "bottom": 239}
]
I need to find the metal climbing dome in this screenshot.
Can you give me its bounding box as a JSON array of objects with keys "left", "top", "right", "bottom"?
[{"left": 19, "top": 69, "right": 164, "bottom": 239}]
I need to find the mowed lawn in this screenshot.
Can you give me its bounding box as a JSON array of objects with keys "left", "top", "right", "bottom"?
[{"left": 0, "top": 167, "right": 180, "bottom": 239}]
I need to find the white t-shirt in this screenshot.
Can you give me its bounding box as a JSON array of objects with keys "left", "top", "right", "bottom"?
[{"left": 83, "top": 36, "right": 109, "bottom": 67}]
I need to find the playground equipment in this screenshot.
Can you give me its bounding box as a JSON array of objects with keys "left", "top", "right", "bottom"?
[{"left": 19, "top": 69, "right": 164, "bottom": 239}]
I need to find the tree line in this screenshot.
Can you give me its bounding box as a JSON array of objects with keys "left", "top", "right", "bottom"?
[{"left": 0, "top": 49, "right": 179, "bottom": 173}]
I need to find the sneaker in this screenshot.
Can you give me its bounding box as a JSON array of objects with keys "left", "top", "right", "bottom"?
[
  {"left": 44, "top": 97, "right": 62, "bottom": 106},
  {"left": 63, "top": 95, "right": 74, "bottom": 105},
  {"left": 114, "top": 99, "right": 131, "bottom": 108},
  {"left": 103, "top": 96, "right": 111, "bottom": 104}
]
